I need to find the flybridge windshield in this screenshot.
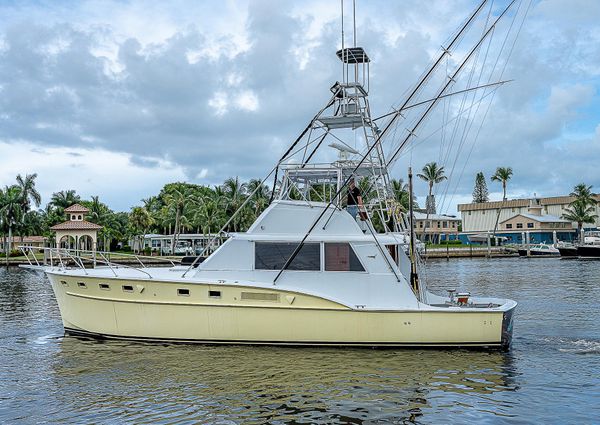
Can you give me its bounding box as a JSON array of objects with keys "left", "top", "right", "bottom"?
[
  {"left": 254, "top": 242, "right": 365, "bottom": 273},
  {"left": 255, "top": 243, "right": 320, "bottom": 271}
]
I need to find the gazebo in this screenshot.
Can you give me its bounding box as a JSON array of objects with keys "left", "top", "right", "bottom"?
[{"left": 51, "top": 204, "right": 102, "bottom": 252}]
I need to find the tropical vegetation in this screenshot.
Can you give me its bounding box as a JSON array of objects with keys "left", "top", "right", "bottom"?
[
  {"left": 562, "top": 183, "right": 598, "bottom": 243},
  {"left": 417, "top": 162, "right": 447, "bottom": 214},
  {"left": 490, "top": 167, "right": 513, "bottom": 201}
]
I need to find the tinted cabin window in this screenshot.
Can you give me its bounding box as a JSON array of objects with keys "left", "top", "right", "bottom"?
[
  {"left": 325, "top": 243, "right": 365, "bottom": 272},
  {"left": 255, "top": 242, "right": 320, "bottom": 271}
]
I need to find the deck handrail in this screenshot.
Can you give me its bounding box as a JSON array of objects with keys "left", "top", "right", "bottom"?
[{"left": 18, "top": 246, "right": 178, "bottom": 278}]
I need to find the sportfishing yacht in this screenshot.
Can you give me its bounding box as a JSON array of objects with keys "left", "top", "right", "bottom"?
[{"left": 22, "top": 0, "right": 521, "bottom": 349}]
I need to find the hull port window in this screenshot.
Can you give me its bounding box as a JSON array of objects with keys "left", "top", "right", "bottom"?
[
  {"left": 177, "top": 288, "right": 190, "bottom": 297},
  {"left": 122, "top": 285, "right": 134, "bottom": 293},
  {"left": 77, "top": 282, "right": 87, "bottom": 289},
  {"left": 99, "top": 283, "right": 110, "bottom": 290},
  {"left": 60, "top": 280, "right": 68, "bottom": 287},
  {"left": 325, "top": 243, "right": 365, "bottom": 272},
  {"left": 209, "top": 290, "right": 221, "bottom": 298},
  {"left": 255, "top": 242, "right": 320, "bottom": 271}
]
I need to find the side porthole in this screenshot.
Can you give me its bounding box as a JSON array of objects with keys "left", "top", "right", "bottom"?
[
  {"left": 209, "top": 290, "right": 221, "bottom": 298},
  {"left": 177, "top": 288, "right": 190, "bottom": 297},
  {"left": 122, "top": 285, "right": 134, "bottom": 293},
  {"left": 77, "top": 282, "right": 87, "bottom": 289},
  {"left": 60, "top": 280, "right": 68, "bottom": 287},
  {"left": 99, "top": 283, "right": 110, "bottom": 290}
]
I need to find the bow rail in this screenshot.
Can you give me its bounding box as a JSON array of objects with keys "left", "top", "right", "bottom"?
[{"left": 18, "top": 246, "right": 178, "bottom": 278}]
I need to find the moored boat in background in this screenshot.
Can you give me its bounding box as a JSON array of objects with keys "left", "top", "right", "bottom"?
[{"left": 518, "top": 243, "right": 560, "bottom": 257}]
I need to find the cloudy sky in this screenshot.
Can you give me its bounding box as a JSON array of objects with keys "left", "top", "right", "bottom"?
[{"left": 0, "top": 0, "right": 598, "bottom": 214}]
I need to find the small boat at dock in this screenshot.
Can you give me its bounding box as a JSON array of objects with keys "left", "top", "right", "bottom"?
[{"left": 518, "top": 243, "right": 560, "bottom": 257}]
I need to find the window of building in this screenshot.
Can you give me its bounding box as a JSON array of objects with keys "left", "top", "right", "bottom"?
[
  {"left": 442, "top": 221, "right": 448, "bottom": 228},
  {"left": 527, "top": 222, "right": 534, "bottom": 228},
  {"left": 482, "top": 210, "right": 485, "bottom": 215},
  {"left": 506, "top": 223, "right": 513, "bottom": 229},
  {"left": 255, "top": 242, "right": 320, "bottom": 271},
  {"left": 516, "top": 223, "right": 523, "bottom": 229},
  {"left": 468, "top": 211, "right": 472, "bottom": 216},
  {"left": 324, "top": 243, "right": 365, "bottom": 272},
  {"left": 419, "top": 221, "right": 423, "bottom": 228}
]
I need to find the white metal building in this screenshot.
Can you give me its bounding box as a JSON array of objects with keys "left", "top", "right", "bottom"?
[{"left": 458, "top": 195, "right": 600, "bottom": 233}]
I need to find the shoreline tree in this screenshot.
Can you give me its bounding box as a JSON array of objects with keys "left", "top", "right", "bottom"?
[
  {"left": 472, "top": 172, "right": 489, "bottom": 203},
  {"left": 491, "top": 166, "right": 513, "bottom": 235},
  {"left": 417, "top": 162, "right": 447, "bottom": 214},
  {"left": 491, "top": 167, "right": 513, "bottom": 201},
  {"left": 563, "top": 183, "right": 598, "bottom": 243}
]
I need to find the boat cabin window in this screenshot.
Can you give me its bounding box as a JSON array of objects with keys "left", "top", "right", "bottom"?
[
  {"left": 255, "top": 242, "right": 320, "bottom": 271},
  {"left": 385, "top": 245, "right": 399, "bottom": 265},
  {"left": 325, "top": 243, "right": 365, "bottom": 272}
]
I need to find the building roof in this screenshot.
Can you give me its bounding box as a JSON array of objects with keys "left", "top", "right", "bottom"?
[
  {"left": 51, "top": 220, "right": 102, "bottom": 230},
  {"left": 500, "top": 213, "right": 571, "bottom": 224},
  {"left": 64, "top": 203, "right": 90, "bottom": 213},
  {"left": 458, "top": 194, "right": 600, "bottom": 212},
  {"left": 413, "top": 212, "right": 461, "bottom": 221}
]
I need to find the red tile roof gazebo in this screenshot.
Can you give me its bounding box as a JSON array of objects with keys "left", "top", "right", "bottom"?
[{"left": 51, "top": 204, "right": 102, "bottom": 251}]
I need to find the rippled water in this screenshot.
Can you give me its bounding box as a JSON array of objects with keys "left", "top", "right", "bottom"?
[{"left": 1, "top": 258, "right": 599, "bottom": 424}]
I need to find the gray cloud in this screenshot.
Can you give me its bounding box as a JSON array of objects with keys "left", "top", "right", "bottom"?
[{"left": 0, "top": 0, "right": 599, "bottom": 213}]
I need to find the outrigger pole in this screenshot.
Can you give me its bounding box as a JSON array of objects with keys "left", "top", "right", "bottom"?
[
  {"left": 273, "top": 0, "right": 516, "bottom": 284},
  {"left": 386, "top": 0, "right": 518, "bottom": 167}
]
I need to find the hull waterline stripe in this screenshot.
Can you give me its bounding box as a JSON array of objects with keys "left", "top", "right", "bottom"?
[{"left": 63, "top": 327, "right": 503, "bottom": 348}]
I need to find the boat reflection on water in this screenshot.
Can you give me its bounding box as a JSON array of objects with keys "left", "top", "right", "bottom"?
[{"left": 52, "top": 336, "right": 520, "bottom": 423}]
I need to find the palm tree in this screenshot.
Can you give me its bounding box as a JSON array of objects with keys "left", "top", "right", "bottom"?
[
  {"left": 390, "top": 178, "right": 419, "bottom": 212},
  {"left": 129, "top": 207, "right": 154, "bottom": 253},
  {"left": 490, "top": 167, "right": 513, "bottom": 235},
  {"left": 50, "top": 190, "right": 80, "bottom": 212},
  {"left": 570, "top": 183, "right": 596, "bottom": 206},
  {"left": 563, "top": 200, "right": 598, "bottom": 244},
  {"left": 417, "top": 162, "right": 447, "bottom": 214},
  {"left": 163, "top": 187, "right": 189, "bottom": 254},
  {"left": 247, "top": 178, "right": 271, "bottom": 217},
  {"left": 490, "top": 167, "right": 513, "bottom": 201},
  {"left": 0, "top": 185, "right": 24, "bottom": 262},
  {"left": 222, "top": 177, "right": 247, "bottom": 232},
  {"left": 16, "top": 173, "right": 41, "bottom": 210}
]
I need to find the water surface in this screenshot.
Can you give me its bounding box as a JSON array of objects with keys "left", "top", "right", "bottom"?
[{"left": 1, "top": 258, "right": 599, "bottom": 423}]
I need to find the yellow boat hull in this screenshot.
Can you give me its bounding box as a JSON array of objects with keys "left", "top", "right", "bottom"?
[{"left": 48, "top": 273, "right": 514, "bottom": 349}]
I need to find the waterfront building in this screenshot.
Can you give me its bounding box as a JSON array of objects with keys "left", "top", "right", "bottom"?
[
  {"left": 50, "top": 204, "right": 102, "bottom": 251},
  {"left": 413, "top": 211, "right": 461, "bottom": 242},
  {"left": 6, "top": 236, "right": 47, "bottom": 251},
  {"left": 458, "top": 196, "right": 599, "bottom": 244},
  {"left": 137, "top": 233, "right": 226, "bottom": 255}
]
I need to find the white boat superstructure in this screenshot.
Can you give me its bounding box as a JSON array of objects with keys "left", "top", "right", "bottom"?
[{"left": 22, "top": 0, "right": 525, "bottom": 349}]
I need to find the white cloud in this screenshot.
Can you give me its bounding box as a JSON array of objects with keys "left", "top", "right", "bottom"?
[{"left": 0, "top": 141, "right": 186, "bottom": 210}]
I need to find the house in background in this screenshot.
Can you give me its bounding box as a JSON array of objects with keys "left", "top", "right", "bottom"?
[
  {"left": 413, "top": 211, "right": 461, "bottom": 243},
  {"left": 7, "top": 236, "right": 47, "bottom": 252}
]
